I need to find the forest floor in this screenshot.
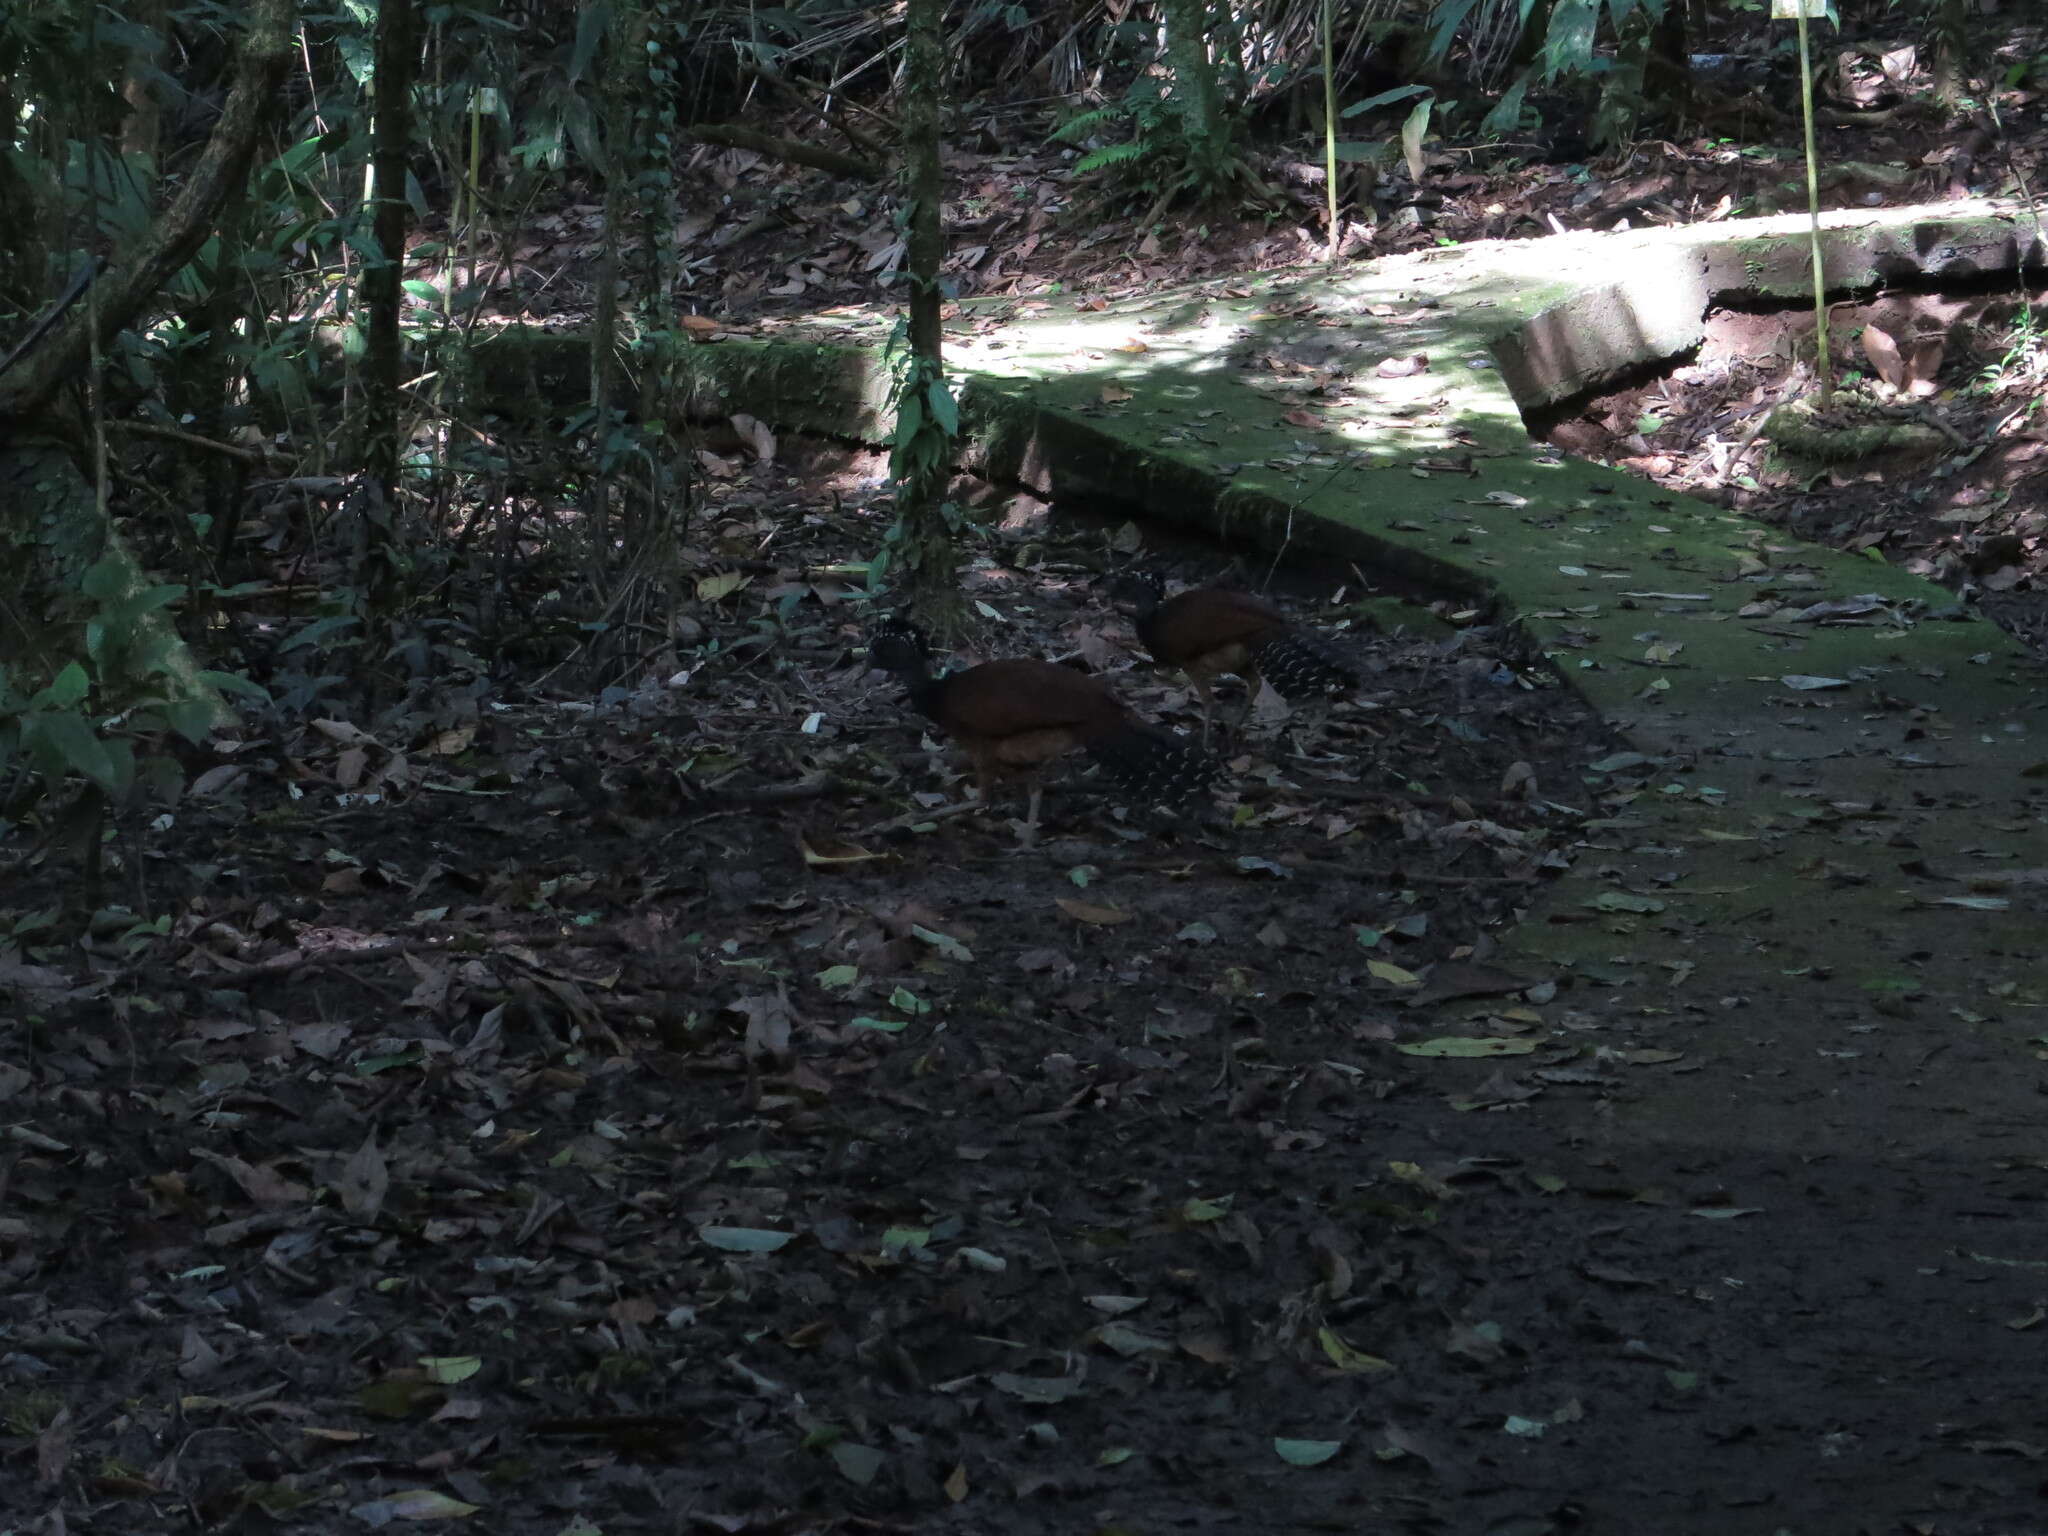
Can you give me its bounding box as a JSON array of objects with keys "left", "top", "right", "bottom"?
[
  {"left": 9, "top": 26, "right": 2048, "bottom": 1536},
  {"left": 8, "top": 454, "right": 2048, "bottom": 1535}
]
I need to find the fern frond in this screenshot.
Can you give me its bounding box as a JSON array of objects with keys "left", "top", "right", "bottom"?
[
  {"left": 1051, "top": 105, "right": 1127, "bottom": 144},
  {"left": 1075, "top": 141, "right": 1152, "bottom": 174}
]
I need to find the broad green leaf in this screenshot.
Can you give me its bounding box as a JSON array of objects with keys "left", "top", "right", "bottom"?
[
  {"left": 1342, "top": 83, "right": 1432, "bottom": 116},
  {"left": 196, "top": 669, "right": 272, "bottom": 701},
  {"left": 37, "top": 662, "right": 91, "bottom": 709},
  {"left": 30, "top": 711, "right": 117, "bottom": 791},
  {"left": 699, "top": 1225, "right": 795, "bottom": 1253},
  {"left": 281, "top": 614, "right": 360, "bottom": 653},
  {"left": 81, "top": 557, "right": 128, "bottom": 601},
  {"left": 925, "top": 378, "right": 959, "bottom": 435},
  {"left": 165, "top": 696, "right": 220, "bottom": 744}
]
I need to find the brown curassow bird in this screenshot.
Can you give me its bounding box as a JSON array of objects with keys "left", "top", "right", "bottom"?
[
  {"left": 869, "top": 617, "right": 1218, "bottom": 843},
  {"left": 1106, "top": 568, "right": 1363, "bottom": 743}
]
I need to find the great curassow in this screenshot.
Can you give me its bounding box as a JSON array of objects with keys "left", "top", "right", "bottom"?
[
  {"left": 868, "top": 617, "right": 1218, "bottom": 844},
  {"left": 1105, "top": 568, "right": 1363, "bottom": 744}
]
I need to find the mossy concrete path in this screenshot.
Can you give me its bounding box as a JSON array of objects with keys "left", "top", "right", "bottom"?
[{"left": 684, "top": 200, "right": 2048, "bottom": 1163}]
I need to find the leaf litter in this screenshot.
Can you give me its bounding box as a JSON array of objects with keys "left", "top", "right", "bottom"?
[{"left": 2, "top": 439, "right": 2030, "bottom": 1532}]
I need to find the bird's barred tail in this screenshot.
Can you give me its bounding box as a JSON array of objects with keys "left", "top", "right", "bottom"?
[
  {"left": 1250, "top": 628, "right": 1361, "bottom": 701},
  {"left": 1086, "top": 721, "right": 1220, "bottom": 804}
]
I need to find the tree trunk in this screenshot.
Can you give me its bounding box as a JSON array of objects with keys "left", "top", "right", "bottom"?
[
  {"left": 1927, "top": 0, "right": 1969, "bottom": 106},
  {"left": 362, "top": 0, "right": 419, "bottom": 611},
  {"left": 889, "top": 0, "right": 960, "bottom": 619}
]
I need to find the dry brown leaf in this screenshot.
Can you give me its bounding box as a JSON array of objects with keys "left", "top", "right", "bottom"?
[
  {"left": 1056, "top": 896, "right": 1131, "bottom": 926},
  {"left": 336, "top": 1132, "right": 389, "bottom": 1220},
  {"left": 801, "top": 837, "right": 888, "bottom": 869}
]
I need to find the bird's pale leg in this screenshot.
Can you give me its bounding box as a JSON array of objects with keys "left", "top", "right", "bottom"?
[
  {"left": 1230, "top": 667, "right": 1262, "bottom": 738},
  {"left": 1193, "top": 675, "right": 1219, "bottom": 747},
  {"left": 1018, "top": 782, "right": 1044, "bottom": 848}
]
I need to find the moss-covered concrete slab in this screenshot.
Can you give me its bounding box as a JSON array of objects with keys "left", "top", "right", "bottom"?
[{"left": 677, "top": 201, "right": 2048, "bottom": 1088}]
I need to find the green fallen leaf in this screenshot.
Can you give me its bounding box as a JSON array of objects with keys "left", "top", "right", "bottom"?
[
  {"left": 830, "top": 1441, "right": 885, "bottom": 1486},
  {"left": 880, "top": 1226, "right": 929, "bottom": 1258},
  {"left": 1396, "top": 1036, "right": 1538, "bottom": 1058},
  {"left": 1367, "top": 959, "right": 1420, "bottom": 987},
  {"left": 990, "top": 1372, "right": 1083, "bottom": 1403},
  {"left": 1589, "top": 891, "right": 1665, "bottom": 913},
  {"left": 1095, "top": 1322, "right": 1174, "bottom": 1358},
  {"left": 696, "top": 571, "right": 752, "bottom": 603},
  {"left": 911, "top": 925, "right": 974, "bottom": 962},
  {"left": 699, "top": 1225, "right": 796, "bottom": 1253},
  {"left": 1779, "top": 674, "right": 1848, "bottom": 690},
  {"left": 1317, "top": 1327, "right": 1394, "bottom": 1374},
  {"left": 348, "top": 1488, "right": 479, "bottom": 1522},
  {"left": 355, "top": 1045, "right": 425, "bottom": 1076},
  {"left": 1273, "top": 1437, "right": 1343, "bottom": 1467}
]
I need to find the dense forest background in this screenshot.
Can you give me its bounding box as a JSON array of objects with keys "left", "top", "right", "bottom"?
[{"left": 2, "top": 0, "right": 2036, "bottom": 802}]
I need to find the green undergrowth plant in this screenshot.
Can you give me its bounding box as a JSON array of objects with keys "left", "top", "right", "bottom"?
[
  {"left": 1053, "top": 81, "right": 1184, "bottom": 186},
  {"left": 873, "top": 322, "right": 965, "bottom": 622},
  {"left": 1425, "top": 0, "right": 1687, "bottom": 149},
  {"left": 1337, "top": 82, "right": 1437, "bottom": 191},
  {"left": 1052, "top": 59, "right": 1274, "bottom": 216},
  {"left": 1976, "top": 305, "right": 2048, "bottom": 394},
  {"left": 0, "top": 557, "right": 263, "bottom": 879}
]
